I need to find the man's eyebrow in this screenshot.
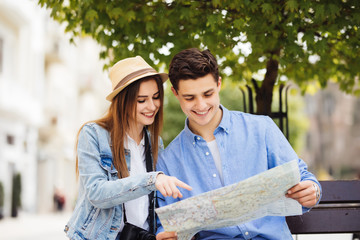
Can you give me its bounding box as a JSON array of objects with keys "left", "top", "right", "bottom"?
[
  {"left": 204, "top": 89, "right": 214, "bottom": 94},
  {"left": 181, "top": 93, "right": 194, "bottom": 97},
  {"left": 181, "top": 88, "right": 214, "bottom": 97}
]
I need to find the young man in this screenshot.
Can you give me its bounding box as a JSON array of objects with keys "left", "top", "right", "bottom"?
[{"left": 156, "top": 48, "right": 321, "bottom": 240}]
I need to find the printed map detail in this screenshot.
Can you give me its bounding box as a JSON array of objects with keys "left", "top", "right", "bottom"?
[{"left": 156, "top": 160, "right": 302, "bottom": 240}]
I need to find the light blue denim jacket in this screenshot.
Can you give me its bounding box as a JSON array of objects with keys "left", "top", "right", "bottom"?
[{"left": 64, "top": 123, "right": 163, "bottom": 240}]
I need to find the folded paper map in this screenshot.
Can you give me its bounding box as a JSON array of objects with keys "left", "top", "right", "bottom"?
[{"left": 156, "top": 160, "right": 302, "bottom": 240}]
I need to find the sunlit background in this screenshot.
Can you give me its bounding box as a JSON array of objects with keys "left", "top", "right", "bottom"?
[{"left": 0, "top": 0, "right": 359, "bottom": 239}]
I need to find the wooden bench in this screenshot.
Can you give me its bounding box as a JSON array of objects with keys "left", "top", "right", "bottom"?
[{"left": 286, "top": 180, "right": 360, "bottom": 239}]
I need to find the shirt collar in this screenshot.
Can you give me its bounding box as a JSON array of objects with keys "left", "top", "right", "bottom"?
[
  {"left": 217, "top": 105, "right": 230, "bottom": 134},
  {"left": 183, "top": 104, "right": 230, "bottom": 142},
  {"left": 126, "top": 133, "right": 145, "bottom": 146}
]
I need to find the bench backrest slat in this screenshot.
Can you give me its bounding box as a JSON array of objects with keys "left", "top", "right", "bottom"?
[
  {"left": 287, "top": 180, "right": 360, "bottom": 234},
  {"left": 320, "top": 180, "right": 360, "bottom": 203}
]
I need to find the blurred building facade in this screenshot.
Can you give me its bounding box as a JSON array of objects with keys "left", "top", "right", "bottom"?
[
  {"left": 0, "top": 0, "right": 44, "bottom": 217},
  {"left": 0, "top": 0, "right": 110, "bottom": 217},
  {"left": 302, "top": 83, "right": 360, "bottom": 180}
]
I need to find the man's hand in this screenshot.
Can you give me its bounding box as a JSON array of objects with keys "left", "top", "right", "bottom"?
[
  {"left": 286, "top": 180, "right": 319, "bottom": 207},
  {"left": 155, "top": 174, "right": 192, "bottom": 198},
  {"left": 156, "top": 231, "right": 177, "bottom": 240}
]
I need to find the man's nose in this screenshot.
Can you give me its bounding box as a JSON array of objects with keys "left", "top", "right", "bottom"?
[{"left": 195, "top": 97, "right": 206, "bottom": 109}]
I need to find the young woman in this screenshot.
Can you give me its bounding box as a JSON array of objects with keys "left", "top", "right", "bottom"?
[{"left": 64, "top": 56, "right": 191, "bottom": 240}]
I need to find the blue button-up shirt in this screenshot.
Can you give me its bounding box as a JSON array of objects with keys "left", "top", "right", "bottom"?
[{"left": 156, "top": 106, "right": 320, "bottom": 240}]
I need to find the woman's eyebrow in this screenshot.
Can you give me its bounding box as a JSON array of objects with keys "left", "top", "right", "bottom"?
[{"left": 138, "top": 91, "right": 160, "bottom": 98}]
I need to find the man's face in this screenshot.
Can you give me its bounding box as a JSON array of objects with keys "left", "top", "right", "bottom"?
[{"left": 172, "top": 74, "right": 221, "bottom": 131}]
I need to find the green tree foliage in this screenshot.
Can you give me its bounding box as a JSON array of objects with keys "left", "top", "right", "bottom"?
[
  {"left": 38, "top": 0, "right": 360, "bottom": 114},
  {"left": 162, "top": 85, "right": 186, "bottom": 146},
  {"left": 270, "top": 87, "right": 309, "bottom": 152}
]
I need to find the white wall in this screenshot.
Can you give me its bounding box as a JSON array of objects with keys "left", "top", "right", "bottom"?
[{"left": 0, "top": 0, "right": 110, "bottom": 216}]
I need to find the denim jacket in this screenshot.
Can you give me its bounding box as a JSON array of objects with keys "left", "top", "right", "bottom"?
[{"left": 64, "top": 123, "right": 163, "bottom": 240}]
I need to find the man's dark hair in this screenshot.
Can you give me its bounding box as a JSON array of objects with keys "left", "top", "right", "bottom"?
[{"left": 168, "top": 48, "right": 219, "bottom": 90}]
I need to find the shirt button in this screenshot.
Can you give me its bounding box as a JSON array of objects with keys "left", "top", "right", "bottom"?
[
  {"left": 245, "top": 232, "right": 249, "bottom": 235},
  {"left": 213, "top": 173, "right": 217, "bottom": 177},
  {"left": 206, "top": 152, "right": 209, "bottom": 156},
  {"left": 193, "top": 142, "right": 195, "bottom": 145},
  {"left": 197, "top": 137, "right": 200, "bottom": 140}
]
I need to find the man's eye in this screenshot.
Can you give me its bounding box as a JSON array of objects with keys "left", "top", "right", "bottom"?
[
  {"left": 205, "top": 93, "right": 213, "bottom": 97},
  {"left": 184, "top": 97, "right": 194, "bottom": 101}
]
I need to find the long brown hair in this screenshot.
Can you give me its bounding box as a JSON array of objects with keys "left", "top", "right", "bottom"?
[{"left": 75, "top": 75, "right": 164, "bottom": 178}]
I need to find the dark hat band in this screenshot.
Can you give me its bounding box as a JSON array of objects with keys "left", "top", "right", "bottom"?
[{"left": 113, "top": 68, "right": 157, "bottom": 91}]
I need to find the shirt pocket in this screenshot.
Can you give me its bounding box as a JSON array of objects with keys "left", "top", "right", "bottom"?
[{"left": 100, "top": 154, "right": 118, "bottom": 180}]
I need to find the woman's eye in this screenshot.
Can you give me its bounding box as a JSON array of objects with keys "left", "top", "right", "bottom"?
[
  {"left": 138, "top": 100, "right": 145, "bottom": 103},
  {"left": 153, "top": 94, "right": 160, "bottom": 100}
]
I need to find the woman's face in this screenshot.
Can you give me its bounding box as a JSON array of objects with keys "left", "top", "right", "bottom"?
[{"left": 135, "top": 79, "right": 161, "bottom": 128}]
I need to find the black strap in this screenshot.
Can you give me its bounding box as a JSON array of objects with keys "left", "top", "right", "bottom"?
[
  {"left": 122, "top": 128, "right": 155, "bottom": 233},
  {"left": 144, "top": 128, "right": 156, "bottom": 234}
]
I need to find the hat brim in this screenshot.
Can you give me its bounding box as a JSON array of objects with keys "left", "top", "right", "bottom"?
[{"left": 106, "top": 72, "right": 168, "bottom": 101}]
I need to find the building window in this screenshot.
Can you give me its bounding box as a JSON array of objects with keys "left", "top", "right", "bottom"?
[{"left": 6, "top": 134, "right": 15, "bottom": 145}]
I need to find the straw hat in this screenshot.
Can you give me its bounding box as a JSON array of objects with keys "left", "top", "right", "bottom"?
[{"left": 106, "top": 56, "right": 168, "bottom": 101}]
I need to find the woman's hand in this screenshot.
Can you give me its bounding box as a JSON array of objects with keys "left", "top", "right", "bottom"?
[
  {"left": 286, "top": 180, "right": 319, "bottom": 207},
  {"left": 156, "top": 232, "right": 196, "bottom": 240},
  {"left": 155, "top": 174, "right": 192, "bottom": 198},
  {"left": 156, "top": 231, "right": 177, "bottom": 240}
]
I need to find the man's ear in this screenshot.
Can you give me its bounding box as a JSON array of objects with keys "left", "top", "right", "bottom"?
[
  {"left": 171, "top": 86, "right": 179, "bottom": 97},
  {"left": 217, "top": 77, "right": 222, "bottom": 89}
]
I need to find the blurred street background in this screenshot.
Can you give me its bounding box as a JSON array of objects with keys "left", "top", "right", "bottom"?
[
  {"left": 0, "top": 211, "right": 71, "bottom": 240},
  {"left": 0, "top": 0, "right": 359, "bottom": 239}
]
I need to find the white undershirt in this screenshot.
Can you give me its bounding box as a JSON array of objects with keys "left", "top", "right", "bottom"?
[
  {"left": 120, "top": 134, "right": 149, "bottom": 231},
  {"left": 207, "top": 139, "right": 224, "bottom": 185}
]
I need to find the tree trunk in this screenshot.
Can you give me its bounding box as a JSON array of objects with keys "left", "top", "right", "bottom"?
[{"left": 254, "top": 50, "right": 280, "bottom": 115}]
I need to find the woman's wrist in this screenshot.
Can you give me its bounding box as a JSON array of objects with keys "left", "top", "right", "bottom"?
[{"left": 155, "top": 171, "right": 164, "bottom": 181}]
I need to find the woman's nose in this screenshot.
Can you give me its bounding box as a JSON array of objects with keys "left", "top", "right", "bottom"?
[{"left": 147, "top": 99, "right": 157, "bottom": 110}]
